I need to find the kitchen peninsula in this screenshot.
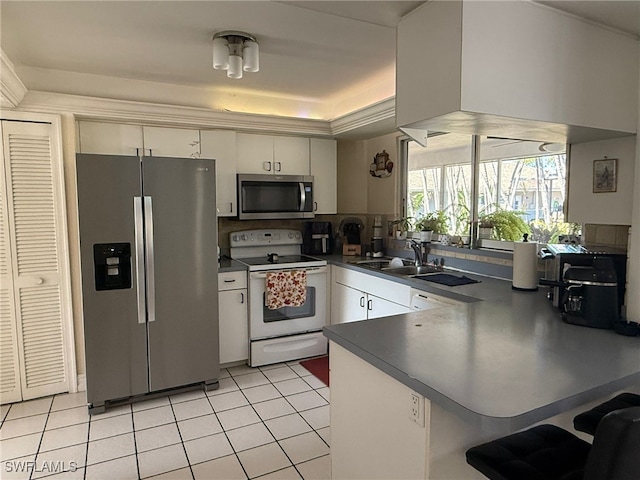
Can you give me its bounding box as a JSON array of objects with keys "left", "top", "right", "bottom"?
[{"left": 324, "top": 283, "right": 640, "bottom": 479}]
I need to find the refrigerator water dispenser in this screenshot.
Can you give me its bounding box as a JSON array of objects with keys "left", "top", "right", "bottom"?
[{"left": 93, "top": 243, "right": 132, "bottom": 290}]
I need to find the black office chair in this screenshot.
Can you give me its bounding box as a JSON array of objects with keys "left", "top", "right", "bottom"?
[
  {"left": 465, "top": 406, "right": 640, "bottom": 480},
  {"left": 573, "top": 392, "right": 640, "bottom": 436}
]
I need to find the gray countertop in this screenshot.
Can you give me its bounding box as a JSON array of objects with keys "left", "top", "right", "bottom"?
[
  {"left": 324, "top": 260, "right": 640, "bottom": 431},
  {"left": 218, "top": 256, "right": 247, "bottom": 273}
]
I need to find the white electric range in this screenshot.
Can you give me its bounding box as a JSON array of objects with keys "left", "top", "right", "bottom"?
[{"left": 230, "top": 229, "right": 328, "bottom": 366}]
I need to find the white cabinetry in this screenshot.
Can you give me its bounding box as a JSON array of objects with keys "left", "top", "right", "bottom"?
[
  {"left": 310, "top": 138, "right": 337, "bottom": 214},
  {"left": 218, "top": 270, "right": 248, "bottom": 364},
  {"left": 142, "top": 126, "right": 200, "bottom": 158},
  {"left": 1, "top": 118, "right": 74, "bottom": 404},
  {"left": 236, "top": 133, "right": 310, "bottom": 175},
  {"left": 78, "top": 122, "right": 200, "bottom": 158},
  {"left": 331, "top": 267, "right": 412, "bottom": 324},
  {"left": 200, "top": 130, "right": 237, "bottom": 217},
  {"left": 78, "top": 122, "right": 143, "bottom": 156}
]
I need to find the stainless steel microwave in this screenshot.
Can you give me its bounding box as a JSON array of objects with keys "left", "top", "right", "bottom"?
[{"left": 237, "top": 174, "right": 314, "bottom": 220}]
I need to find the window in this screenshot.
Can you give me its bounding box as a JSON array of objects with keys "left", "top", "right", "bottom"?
[{"left": 404, "top": 134, "right": 573, "bottom": 244}]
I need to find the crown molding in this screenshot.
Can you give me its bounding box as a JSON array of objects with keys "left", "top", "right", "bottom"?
[
  {"left": 16, "top": 90, "right": 398, "bottom": 139},
  {"left": 330, "top": 97, "right": 396, "bottom": 136},
  {"left": 0, "top": 51, "right": 28, "bottom": 108},
  {"left": 17, "top": 91, "right": 335, "bottom": 136}
]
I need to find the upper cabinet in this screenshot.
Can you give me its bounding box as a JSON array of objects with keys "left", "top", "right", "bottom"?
[
  {"left": 142, "top": 127, "right": 200, "bottom": 158},
  {"left": 236, "top": 133, "right": 310, "bottom": 175},
  {"left": 200, "top": 130, "right": 237, "bottom": 217},
  {"left": 310, "top": 138, "right": 337, "bottom": 214},
  {"left": 396, "top": 0, "right": 638, "bottom": 143},
  {"left": 78, "top": 122, "right": 143, "bottom": 156},
  {"left": 78, "top": 122, "right": 200, "bottom": 158}
]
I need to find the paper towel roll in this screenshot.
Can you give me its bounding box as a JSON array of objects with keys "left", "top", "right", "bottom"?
[{"left": 512, "top": 241, "right": 539, "bottom": 291}]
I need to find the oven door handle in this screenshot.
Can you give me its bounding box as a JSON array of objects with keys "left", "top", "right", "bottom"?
[{"left": 250, "top": 266, "right": 327, "bottom": 279}]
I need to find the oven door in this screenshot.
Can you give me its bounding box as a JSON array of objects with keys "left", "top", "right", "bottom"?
[{"left": 248, "top": 266, "right": 327, "bottom": 340}]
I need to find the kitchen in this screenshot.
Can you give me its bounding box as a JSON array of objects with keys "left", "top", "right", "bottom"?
[{"left": 1, "top": 1, "right": 640, "bottom": 479}]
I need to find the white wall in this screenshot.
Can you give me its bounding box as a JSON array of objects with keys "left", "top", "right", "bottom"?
[
  {"left": 567, "top": 136, "right": 636, "bottom": 225},
  {"left": 625, "top": 48, "right": 640, "bottom": 323}
]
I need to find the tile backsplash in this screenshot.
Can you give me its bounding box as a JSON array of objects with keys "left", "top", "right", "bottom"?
[{"left": 583, "top": 224, "right": 630, "bottom": 250}]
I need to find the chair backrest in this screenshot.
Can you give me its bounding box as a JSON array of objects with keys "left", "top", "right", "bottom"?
[{"left": 583, "top": 406, "right": 640, "bottom": 480}]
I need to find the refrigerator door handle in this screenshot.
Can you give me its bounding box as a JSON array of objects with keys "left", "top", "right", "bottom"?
[
  {"left": 134, "top": 197, "right": 146, "bottom": 324},
  {"left": 144, "top": 196, "right": 156, "bottom": 323}
]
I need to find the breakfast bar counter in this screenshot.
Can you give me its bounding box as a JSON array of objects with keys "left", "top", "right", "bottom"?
[{"left": 323, "top": 288, "right": 640, "bottom": 479}]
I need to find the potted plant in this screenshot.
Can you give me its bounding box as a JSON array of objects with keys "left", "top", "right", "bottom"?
[
  {"left": 478, "top": 210, "right": 530, "bottom": 242},
  {"left": 391, "top": 217, "right": 413, "bottom": 239},
  {"left": 414, "top": 210, "right": 448, "bottom": 242}
]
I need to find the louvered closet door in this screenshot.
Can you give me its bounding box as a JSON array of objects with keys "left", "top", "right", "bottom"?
[
  {"left": 1, "top": 121, "right": 68, "bottom": 401},
  {"left": 0, "top": 123, "right": 22, "bottom": 404}
]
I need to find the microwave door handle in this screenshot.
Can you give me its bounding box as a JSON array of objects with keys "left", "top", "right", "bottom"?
[{"left": 299, "top": 182, "right": 305, "bottom": 211}]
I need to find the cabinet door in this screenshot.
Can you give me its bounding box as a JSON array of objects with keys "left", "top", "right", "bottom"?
[
  {"left": 143, "top": 126, "right": 200, "bottom": 158},
  {"left": 274, "top": 136, "right": 310, "bottom": 175},
  {"left": 236, "top": 133, "right": 274, "bottom": 174},
  {"left": 219, "top": 289, "right": 248, "bottom": 364},
  {"left": 78, "top": 121, "right": 143, "bottom": 155},
  {"left": 332, "top": 282, "right": 367, "bottom": 324},
  {"left": 200, "top": 130, "right": 237, "bottom": 217},
  {"left": 367, "top": 295, "right": 412, "bottom": 320},
  {"left": 310, "top": 138, "right": 337, "bottom": 214}
]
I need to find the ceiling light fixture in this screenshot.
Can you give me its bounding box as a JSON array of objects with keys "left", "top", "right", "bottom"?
[{"left": 212, "top": 31, "right": 259, "bottom": 79}]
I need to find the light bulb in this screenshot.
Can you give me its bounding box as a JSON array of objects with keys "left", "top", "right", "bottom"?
[
  {"left": 243, "top": 40, "right": 259, "bottom": 72},
  {"left": 212, "top": 37, "right": 229, "bottom": 70},
  {"left": 227, "top": 54, "right": 243, "bottom": 79}
]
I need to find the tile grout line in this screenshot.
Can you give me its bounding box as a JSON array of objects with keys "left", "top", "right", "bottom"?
[
  {"left": 129, "top": 407, "right": 142, "bottom": 480},
  {"left": 167, "top": 394, "right": 196, "bottom": 480}
]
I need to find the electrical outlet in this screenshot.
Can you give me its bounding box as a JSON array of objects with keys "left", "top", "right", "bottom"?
[{"left": 410, "top": 392, "right": 424, "bottom": 426}]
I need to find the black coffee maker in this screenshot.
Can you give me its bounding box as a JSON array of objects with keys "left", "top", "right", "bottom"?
[
  {"left": 561, "top": 257, "right": 619, "bottom": 329},
  {"left": 303, "top": 222, "right": 333, "bottom": 255}
]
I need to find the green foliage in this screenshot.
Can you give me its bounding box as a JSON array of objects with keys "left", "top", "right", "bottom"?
[
  {"left": 479, "top": 210, "right": 530, "bottom": 242},
  {"left": 415, "top": 210, "right": 448, "bottom": 234},
  {"left": 391, "top": 217, "right": 414, "bottom": 233},
  {"left": 529, "top": 220, "right": 581, "bottom": 244}
]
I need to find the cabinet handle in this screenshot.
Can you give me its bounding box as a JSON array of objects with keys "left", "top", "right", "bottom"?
[
  {"left": 240, "top": 292, "right": 244, "bottom": 304},
  {"left": 367, "top": 299, "right": 373, "bottom": 311},
  {"left": 264, "top": 161, "right": 272, "bottom": 172},
  {"left": 229, "top": 202, "right": 233, "bottom": 213},
  {"left": 224, "top": 279, "right": 236, "bottom": 283},
  {"left": 275, "top": 162, "right": 281, "bottom": 172},
  {"left": 360, "top": 296, "right": 365, "bottom": 308},
  {"left": 314, "top": 201, "right": 318, "bottom": 211}
]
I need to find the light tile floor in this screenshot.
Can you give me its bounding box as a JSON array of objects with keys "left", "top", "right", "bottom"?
[{"left": 0, "top": 361, "right": 331, "bottom": 480}]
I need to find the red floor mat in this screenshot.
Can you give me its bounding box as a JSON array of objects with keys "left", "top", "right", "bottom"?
[{"left": 299, "top": 355, "right": 329, "bottom": 386}]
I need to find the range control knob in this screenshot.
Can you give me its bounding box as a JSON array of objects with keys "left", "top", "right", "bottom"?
[
  {"left": 232, "top": 234, "right": 238, "bottom": 242},
  {"left": 241, "top": 234, "right": 247, "bottom": 241},
  {"left": 295, "top": 232, "right": 301, "bottom": 239}
]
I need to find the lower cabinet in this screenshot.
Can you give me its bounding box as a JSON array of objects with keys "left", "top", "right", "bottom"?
[
  {"left": 218, "top": 271, "right": 248, "bottom": 364},
  {"left": 331, "top": 267, "right": 412, "bottom": 324},
  {"left": 332, "top": 282, "right": 411, "bottom": 324}
]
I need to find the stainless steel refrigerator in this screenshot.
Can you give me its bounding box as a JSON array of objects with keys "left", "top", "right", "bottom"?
[{"left": 76, "top": 153, "right": 219, "bottom": 414}]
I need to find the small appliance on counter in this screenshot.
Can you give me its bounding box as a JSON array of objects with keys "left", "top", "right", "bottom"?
[
  {"left": 340, "top": 217, "right": 363, "bottom": 256},
  {"left": 560, "top": 257, "right": 619, "bottom": 329},
  {"left": 371, "top": 215, "right": 384, "bottom": 257},
  {"left": 303, "top": 221, "right": 333, "bottom": 255}
]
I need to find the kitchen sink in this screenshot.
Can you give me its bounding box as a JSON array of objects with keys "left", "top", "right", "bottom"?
[
  {"left": 381, "top": 265, "right": 441, "bottom": 276},
  {"left": 348, "top": 258, "right": 412, "bottom": 270}
]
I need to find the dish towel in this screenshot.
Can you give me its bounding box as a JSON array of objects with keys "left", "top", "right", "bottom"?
[{"left": 265, "top": 270, "right": 307, "bottom": 310}]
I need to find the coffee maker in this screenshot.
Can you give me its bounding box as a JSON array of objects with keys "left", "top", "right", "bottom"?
[
  {"left": 303, "top": 222, "right": 333, "bottom": 255},
  {"left": 561, "top": 257, "right": 619, "bottom": 329}
]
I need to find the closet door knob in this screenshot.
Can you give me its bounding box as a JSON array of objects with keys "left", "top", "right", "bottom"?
[{"left": 35, "top": 278, "right": 44, "bottom": 285}]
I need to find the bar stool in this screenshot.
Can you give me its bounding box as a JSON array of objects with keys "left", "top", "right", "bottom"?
[
  {"left": 573, "top": 392, "right": 640, "bottom": 436},
  {"left": 465, "top": 406, "right": 640, "bottom": 480}
]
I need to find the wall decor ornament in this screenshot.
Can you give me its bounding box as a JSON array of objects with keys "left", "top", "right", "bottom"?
[
  {"left": 593, "top": 158, "right": 617, "bottom": 193},
  {"left": 370, "top": 150, "right": 393, "bottom": 178}
]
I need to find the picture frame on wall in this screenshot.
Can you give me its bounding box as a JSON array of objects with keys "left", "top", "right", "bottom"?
[{"left": 593, "top": 158, "right": 617, "bottom": 193}]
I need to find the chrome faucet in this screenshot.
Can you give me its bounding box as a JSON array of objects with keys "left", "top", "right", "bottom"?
[{"left": 407, "top": 239, "right": 423, "bottom": 266}]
